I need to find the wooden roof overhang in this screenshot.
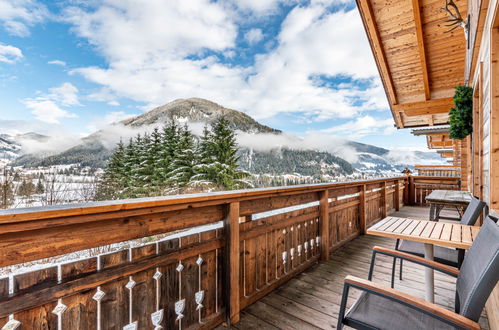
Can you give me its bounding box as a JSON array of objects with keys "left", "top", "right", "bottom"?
[
  {"left": 411, "top": 126, "right": 453, "bottom": 149},
  {"left": 437, "top": 149, "right": 455, "bottom": 157},
  {"left": 356, "top": 0, "right": 468, "bottom": 128}
]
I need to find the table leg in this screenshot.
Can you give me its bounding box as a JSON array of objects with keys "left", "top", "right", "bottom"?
[
  {"left": 424, "top": 243, "right": 434, "bottom": 303},
  {"left": 429, "top": 204, "right": 435, "bottom": 221},
  {"left": 435, "top": 205, "right": 444, "bottom": 221}
]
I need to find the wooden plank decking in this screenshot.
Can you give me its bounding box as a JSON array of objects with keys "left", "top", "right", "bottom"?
[{"left": 218, "top": 206, "right": 490, "bottom": 330}]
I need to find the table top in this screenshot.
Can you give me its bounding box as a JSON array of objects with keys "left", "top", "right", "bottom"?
[
  {"left": 425, "top": 190, "right": 472, "bottom": 206},
  {"left": 367, "top": 216, "right": 479, "bottom": 249}
]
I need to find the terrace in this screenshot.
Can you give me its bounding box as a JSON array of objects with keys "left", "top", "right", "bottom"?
[{"left": 0, "top": 175, "right": 491, "bottom": 329}]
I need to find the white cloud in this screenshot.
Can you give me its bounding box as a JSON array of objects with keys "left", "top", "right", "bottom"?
[
  {"left": 48, "top": 82, "right": 81, "bottom": 106},
  {"left": 22, "top": 82, "right": 80, "bottom": 123},
  {"left": 0, "top": 0, "right": 49, "bottom": 36},
  {"left": 23, "top": 99, "right": 77, "bottom": 124},
  {"left": 323, "top": 115, "right": 395, "bottom": 139},
  {"left": 47, "top": 59, "right": 66, "bottom": 66},
  {"left": 64, "top": 1, "right": 388, "bottom": 130},
  {"left": 86, "top": 111, "right": 137, "bottom": 132},
  {"left": 244, "top": 28, "right": 264, "bottom": 45},
  {"left": 87, "top": 87, "right": 120, "bottom": 106},
  {"left": 0, "top": 43, "right": 23, "bottom": 63}
]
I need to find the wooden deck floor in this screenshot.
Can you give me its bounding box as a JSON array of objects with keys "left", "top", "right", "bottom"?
[{"left": 217, "top": 206, "right": 490, "bottom": 330}]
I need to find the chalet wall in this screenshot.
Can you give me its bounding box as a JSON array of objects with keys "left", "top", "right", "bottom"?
[{"left": 470, "top": 0, "right": 499, "bottom": 327}]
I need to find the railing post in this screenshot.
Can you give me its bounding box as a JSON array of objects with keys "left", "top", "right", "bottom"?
[
  {"left": 381, "top": 181, "right": 387, "bottom": 218},
  {"left": 224, "top": 202, "right": 240, "bottom": 324},
  {"left": 394, "top": 179, "right": 400, "bottom": 211},
  {"left": 359, "top": 185, "right": 367, "bottom": 234},
  {"left": 319, "top": 190, "right": 330, "bottom": 261}
]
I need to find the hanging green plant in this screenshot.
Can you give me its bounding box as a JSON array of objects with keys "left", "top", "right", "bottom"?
[{"left": 449, "top": 85, "right": 473, "bottom": 139}]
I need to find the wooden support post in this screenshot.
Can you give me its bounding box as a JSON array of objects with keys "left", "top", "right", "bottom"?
[
  {"left": 409, "top": 176, "right": 415, "bottom": 206},
  {"left": 319, "top": 190, "right": 330, "bottom": 261},
  {"left": 394, "top": 180, "right": 400, "bottom": 211},
  {"left": 359, "top": 185, "right": 367, "bottom": 234},
  {"left": 224, "top": 202, "right": 240, "bottom": 324},
  {"left": 381, "top": 181, "right": 387, "bottom": 218}
]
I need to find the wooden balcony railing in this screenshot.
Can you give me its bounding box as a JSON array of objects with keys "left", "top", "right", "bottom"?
[
  {"left": 414, "top": 165, "right": 460, "bottom": 177},
  {"left": 406, "top": 176, "right": 461, "bottom": 206},
  {"left": 0, "top": 177, "right": 406, "bottom": 329}
]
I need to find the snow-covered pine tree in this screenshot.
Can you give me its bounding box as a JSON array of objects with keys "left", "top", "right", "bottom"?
[
  {"left": 168, "top": 124, "right": 196, "bottom": 191},
  {"left": 157, "top": 120, "right": 180, "bottom": 192},
  {"left": 122, "top": 137, "right": 141, "bottom": 198},
  {"left": 194, "top": 117, "right": 252, "bottom": 190},
  {"left": 135, "top": 133, "right": 155, "bottom": 197},
  {"left": 150, "top": 127, "right": 164, "bottom": 195},
  {"left": 95, "top": 139, "right": 126, "bottom": 200},
  {"left": 191, "top": 124, "right": 214, "bottom": 187}
]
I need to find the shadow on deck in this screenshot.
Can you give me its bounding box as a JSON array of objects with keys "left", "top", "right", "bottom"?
[{"left": 217, "top": 206, "right": 490, "bottom": 330}]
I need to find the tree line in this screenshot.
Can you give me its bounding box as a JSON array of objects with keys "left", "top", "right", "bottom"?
[{"left": 95, "top": 117, "right": 252, "bottom": 200}]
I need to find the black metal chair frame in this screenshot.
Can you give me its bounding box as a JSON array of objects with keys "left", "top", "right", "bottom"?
[{"left": 338, "top": 249, "right": 466, "bottom": 330}]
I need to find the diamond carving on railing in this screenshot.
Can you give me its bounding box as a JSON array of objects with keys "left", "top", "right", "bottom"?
[
  {"left": 153, "top": 270, "right": 163, "bottom": 281},
  {"left": 282, "top": 251, "right": 287, "bottom": 265},
  {"left": 52, "top": 301, "right": 67, "bottom": 316},
  {"left": 176, "top": 263, "right": 184, "bottom": 273},
  {"left": 316, "top": 236, "right": 320, "bottom": 247},
  {"left": 297, "top": 224, "right": 301, "bottom": 229},
  {"left": 175, "top": 299, "right": 186, "bottom": 320},
  {"left": 93, "top": 288, "right": 105, "bottom": 302},
  {"left": 290, "top": 227, "right": 294, "bottom": 232},
  {"left": 304, "top": 222, "right": 308, "bottom": 227},
  {"left": 195, "top": 290, "right": 204, "bottom": 310},
  {"left": 304, "top": 241, "right": 309, "bottom": 253},
  {"left": 123, "top": 322, "right": 138, "bottom": 330},
  {"left": 290, "top": 248, "right": 295, "bottom": 260},
  {"left": 297, "top": 245, "right": 302, "bottom": 256},
  {"left": 282, "top": 229, "right": 286, "bottom": 235},
  {"left": 310, "top": 239, "right": 314, "bottom": 249},
  {"left": 125, "top": 278, "right": 136, "bottom": 290},
  {"left": 151, "top": 309, "right": 164, "bottom": 329},
  {"left": 196, "top": 256, "right": 203, "bottom": 266},
  {"left": 2, "top": 319, "right": 21, "bottom": 330}
]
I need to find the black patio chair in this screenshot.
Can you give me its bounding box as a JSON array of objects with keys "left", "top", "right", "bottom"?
[
  {"left": 392, "top": 196, "right": 486, "bottom": 287},
  {"left": 337, "top": 216, "right": 499, "bottom": 330}
]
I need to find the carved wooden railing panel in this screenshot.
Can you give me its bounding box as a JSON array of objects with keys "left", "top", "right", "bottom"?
[
  {"left": 409, "top": 176, "right": 461, "bottom": 206},
  {"left": 414, "top": 165, "right": 460, "bottom": 177},
  {"left": 0, "top": 177, "right": 406, "bottom": 329}
]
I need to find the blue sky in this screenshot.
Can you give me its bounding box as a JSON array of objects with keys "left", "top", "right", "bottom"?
[{"left": 0, "top": 0, "right": 428, "bottom": 152}]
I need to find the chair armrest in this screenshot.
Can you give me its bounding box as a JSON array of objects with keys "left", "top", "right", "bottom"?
[
  {"left": 344, "top": 276, "right": 480, "bottom": 330},
  {"left": 373, "top": 246, "right": 460, "bottom": 277}
]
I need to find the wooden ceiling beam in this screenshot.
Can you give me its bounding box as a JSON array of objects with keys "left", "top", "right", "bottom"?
[
  {"left": 392, "top": 97, "right": 454, "bottom": 116},
  {"left": 412, "top": 0, "right": 430, "bottom": 100}
]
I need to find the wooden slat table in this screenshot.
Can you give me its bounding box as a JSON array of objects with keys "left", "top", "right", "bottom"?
[
  {"left": 425, "top": 190, "right": 472, "bottom": 221},
  {"left": 367, "top": 216, "right": 479, "bottom": 303}
]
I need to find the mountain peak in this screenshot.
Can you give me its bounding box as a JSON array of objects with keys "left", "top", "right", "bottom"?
[{"left": 121, "top": 97, "right": 280, "bottom": 134}]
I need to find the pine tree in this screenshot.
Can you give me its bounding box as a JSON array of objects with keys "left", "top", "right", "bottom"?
[
  {"left": 157, "top": 120, "right": 180, "bottom": 191},
  {"left": 194, "top": 117, "right": 252, "bottom": 190},
  {"left": 150, "top": 127, "right": 164, "bottom": 194},
  {"left": 192, "top": 124, "right": 214, "bottom": 187},
  {"left": 95, "top": 139, "right": 126, "bottom": 200},
  {"left": 169, "top": 124, "right": 196, "bottom": 190}
]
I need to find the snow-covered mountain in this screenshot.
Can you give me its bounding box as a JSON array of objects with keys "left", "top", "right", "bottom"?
[
  {"left": 11, "top": 98, "right": 442, "bottom": 176},
  {"left": 0, "top": 133, "right": 49, "bottom": 165}
]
